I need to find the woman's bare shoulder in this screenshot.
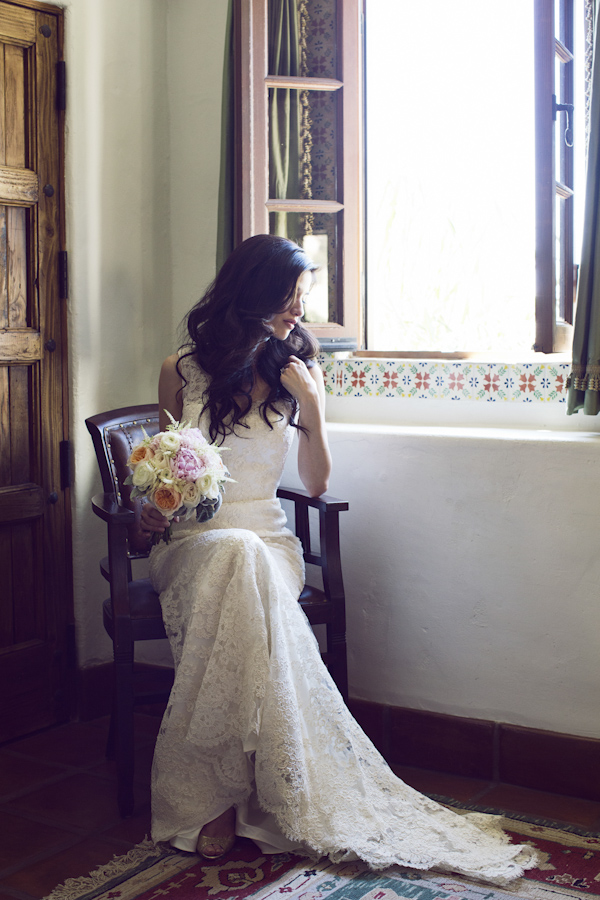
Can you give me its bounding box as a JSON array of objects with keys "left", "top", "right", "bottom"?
[{"left": 161, "top": 353, "right": 181, "bottom": 377}]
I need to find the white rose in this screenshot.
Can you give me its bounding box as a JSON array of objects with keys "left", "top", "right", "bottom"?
[
  {"left": 152, "top": 463, "right": 174, "bottom": 485},
  {"left": 180, "top": 480, "right": 203, "bottom": 508},
  {"left": 151, "top": 450, "right": 169, "bottom": 469},
  {"left": 198, "top": 472, "right": 220, "bottom": 500},
  {"left": 131, "top": 460, "right": 157, "bottom": 490},
  {"left": 160, "top": 432, "right": 181, "bottom": 454}
]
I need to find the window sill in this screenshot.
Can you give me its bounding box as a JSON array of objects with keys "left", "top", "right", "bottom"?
[{"left": 350, "top": 351, "right": 573, "bottom": 364}]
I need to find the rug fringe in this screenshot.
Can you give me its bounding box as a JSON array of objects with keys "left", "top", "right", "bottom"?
[{"left": 43, "top": 838, "right": 164, "bottom": 900}]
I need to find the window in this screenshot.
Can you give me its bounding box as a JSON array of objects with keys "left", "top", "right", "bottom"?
[
  {"left": 366, "top": 0, "right": 583, "bottom": 355},
  {"left": 238, "top": 0, "right": 585, "bottom": 356}
]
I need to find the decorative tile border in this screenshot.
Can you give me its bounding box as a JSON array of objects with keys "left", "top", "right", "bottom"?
[{"left": 317, "top": 357, "right": 570, "bottom": 404}]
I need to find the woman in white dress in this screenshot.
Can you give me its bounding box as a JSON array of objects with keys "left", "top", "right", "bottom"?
[{"left": 140, "top": 235, "right": 538, "bottom": 884}]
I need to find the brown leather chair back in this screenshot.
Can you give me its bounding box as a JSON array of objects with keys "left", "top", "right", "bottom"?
[{"left": 86, "top": 405, "right": 160, "bottom": 554}]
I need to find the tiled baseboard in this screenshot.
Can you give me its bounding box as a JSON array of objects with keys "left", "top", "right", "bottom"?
[
  {"left": 80, "top": 666, "right": 599, "bottom": 802},
  {"left": 348, "top": 699, "right": 600, "bottom": 802}
]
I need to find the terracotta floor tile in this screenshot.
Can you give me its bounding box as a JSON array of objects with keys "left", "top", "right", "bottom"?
[
  {"left": 0, "top": 837, "right": 129, "bottom": 899},
  {"left": 3, "top": 773, "right": 137, "bottom": 832},
  {"left": 8, "top": 723, "right": 108, "bottom": 769},
  {"left": 478, "top": 783, "right": 600, "bottom": 829},
  {"left": 392, "top": 765, "right": 493, "bottom": 803},
  {"left": 0, "top": 810, "right": 75, "bottom": 872},
  {"left": 0, "top": 754, "right": 66, "bottom": 800},
  {"left": 100, "top": 801, "right": 152, "bottom": 845}
]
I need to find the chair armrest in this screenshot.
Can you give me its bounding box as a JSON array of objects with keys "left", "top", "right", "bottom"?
[
  {"left": 278, "top": 485, "right": 348, "bottom": 577},
  {"left": 91, "top": 492, "right": 135, "bottom": 525},
  {"left": 277, "top": 486, "right": 348, "bottom": 513}
]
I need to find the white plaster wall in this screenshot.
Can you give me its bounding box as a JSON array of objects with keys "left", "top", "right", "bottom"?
[
  {"left": 57, "top": 0, "right": 228, "bottom": 666},
  {"left": 283, "top": 423, "right": 600, "bottom": 739},
  {"left": 167, "top": 0, "right": 229, "bottom": 329}
]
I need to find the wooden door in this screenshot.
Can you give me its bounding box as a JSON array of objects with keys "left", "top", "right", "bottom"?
[{"left": 0, "top": 0, "right": 70, "bottom": 742}]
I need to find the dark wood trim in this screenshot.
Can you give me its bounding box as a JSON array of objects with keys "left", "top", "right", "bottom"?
[
  {"left": 348, "top": 698, "right": 600, "bottom": 802},
  {"left": 0, "top": 0, "right": 63, "bottom": 13},
  {"left": 534, "top": 0, "right": 555, "bottom": 353}
]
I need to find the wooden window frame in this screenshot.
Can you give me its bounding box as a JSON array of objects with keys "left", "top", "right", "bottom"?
[{"left": 236, "top": 0, "right": 363, "bottom": 350}]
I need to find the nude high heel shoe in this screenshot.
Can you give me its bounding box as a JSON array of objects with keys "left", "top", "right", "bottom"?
[{"left": 197, "top": 832, "right": 236, "bottom": 860}]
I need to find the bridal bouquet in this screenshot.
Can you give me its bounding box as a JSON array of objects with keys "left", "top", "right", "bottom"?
[{"left": 125, "top": 412, "right": 232, "bottom": 544}]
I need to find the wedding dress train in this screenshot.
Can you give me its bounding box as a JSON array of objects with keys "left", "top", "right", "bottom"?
[{"left": 149, "top": 355, "right": 538, "bottom": 885}]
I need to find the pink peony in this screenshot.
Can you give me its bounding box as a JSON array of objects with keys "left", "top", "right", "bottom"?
[{"left": 170, "top": 447, "right": 207, "bottom": 481}]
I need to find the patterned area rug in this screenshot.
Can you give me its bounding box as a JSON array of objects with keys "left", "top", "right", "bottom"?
[{"left": 45, "top": 817, "right": 600, "bottom": 900}]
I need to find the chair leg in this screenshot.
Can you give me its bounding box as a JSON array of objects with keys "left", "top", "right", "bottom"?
[
  {"left": 106, "top": 702, "right": 116, "bottom": 760},
  {"left": 113, "top": 651, "right": 136, "bottom": 817}
]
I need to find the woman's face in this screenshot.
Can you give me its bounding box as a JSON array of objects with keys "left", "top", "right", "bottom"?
[{"left": 267, "top": 270, "right": 313, "bottom": 341}]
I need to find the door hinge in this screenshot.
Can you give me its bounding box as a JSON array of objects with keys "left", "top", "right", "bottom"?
[
  {"left": 60, "top": 439, "right": 72, "bottom": 490},
  {"left": 57, "top": 61, "right": 66, "bottom": 111},
  {"left": 59, "top": 250, "right": 68, "bottom": 299}
]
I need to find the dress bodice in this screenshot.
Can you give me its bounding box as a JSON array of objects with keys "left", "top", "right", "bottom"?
[{"left": 178, "top": 353, "right": 295, "bottom": 508}]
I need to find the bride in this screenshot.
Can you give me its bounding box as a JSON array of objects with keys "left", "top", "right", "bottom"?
[{"left": 140, "top": 234, "right": 538, "bottom": 884}]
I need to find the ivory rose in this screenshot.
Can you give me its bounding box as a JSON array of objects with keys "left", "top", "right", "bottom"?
[
  {"left": 198, "top": 472, "right": 220, "bottom": 500},
  {"left": 160, "top": 431, "right": 181, "bottom": 454},
  {"left": 180, "top": 480, "right": 203, "bottom": 508},
  {"left": 151, "top": 450, "right": 170, "bottom": 470},
  {"left": 131, "top": 460, "right": 157, "bottom": 490}
]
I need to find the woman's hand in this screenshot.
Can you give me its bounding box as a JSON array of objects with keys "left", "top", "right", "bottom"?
[
  {"left": 280, "top": 356, "right": 319, "bottom": 401},
  {"left": 140, "top": 502, "right": 171, "bottom": 538}
]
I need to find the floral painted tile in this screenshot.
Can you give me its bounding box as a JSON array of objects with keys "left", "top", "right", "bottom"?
[{"left": 319, "top": 356, "right": 570, "bottom": 405}]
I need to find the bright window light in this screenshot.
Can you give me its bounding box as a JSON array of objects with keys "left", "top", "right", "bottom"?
[{"left": 366, "top": 1, "right": 537, "bottom": 353}]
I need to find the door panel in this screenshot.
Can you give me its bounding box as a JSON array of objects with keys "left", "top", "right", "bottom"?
[{"left": 0, "top": 1, "right": 69, "bottom": 743}]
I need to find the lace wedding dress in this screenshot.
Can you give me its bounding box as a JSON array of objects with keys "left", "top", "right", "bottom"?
[{"left": 149, "top": 355, "right": 538, "bottom": 885}]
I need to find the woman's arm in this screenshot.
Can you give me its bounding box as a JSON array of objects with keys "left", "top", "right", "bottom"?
[
  {"left": 158, "top": 353, "right": 184, "bottom": 430},
  {"left": 281, "top": 357, "right": 331, "bottom": 497},
  {"left": 140, "top": 354, "right": 184, "bottom": 536}
]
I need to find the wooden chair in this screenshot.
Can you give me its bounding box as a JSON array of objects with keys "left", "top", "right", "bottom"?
[{"left": 86, "top": 404, "right": 349, "bottom": 817}]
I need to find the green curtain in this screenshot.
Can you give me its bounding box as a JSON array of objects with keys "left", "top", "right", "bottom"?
[
  {"left": 216, "top": 0, "right": 235, "bottom": 272},
  {"left": 269, "top": 0, "right": 301, "bottom": 240},
  {"left": 567, "top": 3, "right": 600, "bottom": 413},
  {"left": 215, "top": 0, "right": 303, "bottom": 261}
]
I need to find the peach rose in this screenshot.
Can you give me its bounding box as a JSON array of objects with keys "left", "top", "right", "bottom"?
[
  {"left": 128, "top": 444, "right": 154, "bottom": 466},
  {"left": 152, "top": 484, "right": 182, "bottom": 515}
]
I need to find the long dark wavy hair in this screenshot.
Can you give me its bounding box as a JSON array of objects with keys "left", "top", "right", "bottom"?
[{"left": 178, "top": 234, "right": 320, "bottom": 443}]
